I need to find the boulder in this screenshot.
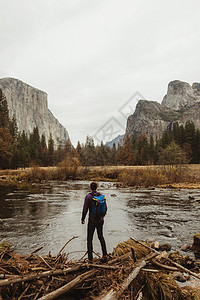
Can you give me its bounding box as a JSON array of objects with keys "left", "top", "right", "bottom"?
[{"left": 193, "top": 233, "right": 200, "bottom": 247}]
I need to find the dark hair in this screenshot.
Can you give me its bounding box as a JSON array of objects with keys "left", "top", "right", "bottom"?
[{"left": 90, "top": 182, "right": 98, "bottom": 191}]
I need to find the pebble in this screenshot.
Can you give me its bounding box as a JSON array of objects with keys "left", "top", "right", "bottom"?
[
  {"left": 172, "top": 272, "right": 187, "bottom": 282},
  {"left": 151, "top": 241, "right": 159, "bottom": 250},
  {"left": 146, "top": 238, "right": 155, "bottom": 245},
  {"left": 181, "top": 243, "right": 189, "bottom": 251},
  {"left": 159, "top": 243, "right": 171, "bottom": 251}
]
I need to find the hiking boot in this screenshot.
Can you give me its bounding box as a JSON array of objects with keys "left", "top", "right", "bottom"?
[
  {"left": 85, "top": 259, "right": 93, "bottom": 264},
  {"left": 100, "top": 256, "right": 107, "bottom": 263}
]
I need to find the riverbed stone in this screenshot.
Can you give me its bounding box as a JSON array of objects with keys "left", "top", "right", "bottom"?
[
  {"left": 172, "top": 271, "right": 187, "bottom": 282},
  {"left": 146, "top": 238, "right": 155, "bottom": 245},
  {"left": 159, "top": 243, "right": 171, "bottom": 251},
  {"left": 151, "top": 241, "right": 159, "bottom": 250},
  {"left": 181, "top": 244, "right": 189, "bottom": 251},
  {"left": 193, "top": 233, "right": 200, "bottom": 247}
]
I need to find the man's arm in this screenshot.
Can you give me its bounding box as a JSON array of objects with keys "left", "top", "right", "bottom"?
[{"left": 81, "top": 194, "right": 90, "bottom": 224}]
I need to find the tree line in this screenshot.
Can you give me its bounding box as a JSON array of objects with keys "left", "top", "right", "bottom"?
[
  {"left": 1, "top": 87, "right": 200, "bottom": 169},
  {"left": 75, "top": 121, "right": 200, "bottom": 166}
]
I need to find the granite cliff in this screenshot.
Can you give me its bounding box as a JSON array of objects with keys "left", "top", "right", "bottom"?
[
  {"left": 0, "top": 78, "right": 69, "bottom": 147},
  {"left": 126, "top": 80, "right": 200, "bottom": 140}
]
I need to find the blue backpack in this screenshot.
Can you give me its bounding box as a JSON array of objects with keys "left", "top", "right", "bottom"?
[{"left": 91, "top": 193, "right": 107, "bottom": 218}]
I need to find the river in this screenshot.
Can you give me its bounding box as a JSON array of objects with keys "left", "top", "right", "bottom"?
[{"left": 0, "top": 181, "right": 199, "bottom": 259}]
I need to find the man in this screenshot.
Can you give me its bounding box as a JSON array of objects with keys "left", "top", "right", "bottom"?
[{"left": 81, "top": 182, "right": 107, "bottom": 262}]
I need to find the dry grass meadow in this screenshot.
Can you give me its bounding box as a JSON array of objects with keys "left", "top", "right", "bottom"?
[{"left": 1, "top": 164, "right": 200, "bottom": 188}]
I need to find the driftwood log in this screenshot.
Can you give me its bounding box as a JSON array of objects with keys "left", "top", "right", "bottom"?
[
  {"left": 38, "top": 269, "right": 97, "bottom": 300},
  {"left": 0, "top": 265, "right": 82, "bottom": 287},
  {"left": 96, "top": 251, "right": 159, "bottom": 300},
  {"left": 96, "top": 260, "right": 146, "bottom": 300}
]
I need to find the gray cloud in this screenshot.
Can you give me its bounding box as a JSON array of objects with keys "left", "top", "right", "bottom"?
[{"left": 0, "top": 0, "right": 200, "bottom": 145}]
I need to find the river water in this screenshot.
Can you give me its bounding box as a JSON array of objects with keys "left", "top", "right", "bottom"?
[{"left": 0, "top": 181, "right": 199, "bottom": 258}]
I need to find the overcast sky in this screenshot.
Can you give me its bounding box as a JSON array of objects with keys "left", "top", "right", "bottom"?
[{"left": 0, "top": 0, "right": 200, "bottom": 145}]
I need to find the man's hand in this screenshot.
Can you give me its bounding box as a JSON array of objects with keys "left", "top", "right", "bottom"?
[{"left": 81, "top": 220, "right": 85, "bottom": 225}]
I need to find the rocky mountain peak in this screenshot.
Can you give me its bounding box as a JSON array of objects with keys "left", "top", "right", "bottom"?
[
  {"left": 161, "top": 80, "right": 200, "bottom": 110},
  {"left": 126, "top": 79, "right": 200, "bottom": 141},
  {"left": 126, "top": 99, "right": 180, "bottom": 140},
  {"left": 0, "top": 77, "right": 69, "bottom": 147}
]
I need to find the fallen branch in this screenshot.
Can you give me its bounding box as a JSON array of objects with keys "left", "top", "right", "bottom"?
[
  {"left": 97, "top": 260, "right": 146, "bottom": 300},
  {"left": 151, "top": 259, "right": 179, "bottom": 271},
  {"left": 0, "top": 265, "right": 82, "bottom": 287},
  {"left": 141, "top": 268, "right": 158, "bottom": 273},
  {"left": 86, "top": 263, "right": 120, "bottom": 270},
  {"left": 56, "top": 236, "right": 78, "bottom": 258},
  {"left": 25, "top": 246, "right": 43, "bottom": 259},
  {"left": 38, "top": 269, "right": 97, "bottom": 300},
  {"left": 17, "top": 283, "right": 30, "bottom": 300},
  {"left": 130, "top": 237, "right": 200, "bottom": 281},
  {"left": 167, "top": 258, "right": 200, "bottom": 280},
  {"left": 39, "top": 255, "right": 53, "bottom": 270},
  {"left": 96, "top": 252, "right": 158, "bottom": 300}
]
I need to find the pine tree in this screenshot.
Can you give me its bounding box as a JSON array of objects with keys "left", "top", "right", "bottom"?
[
  {"left": 82, "top": 135, "right": 97, "bottom": 166},
  {"left": 9, "top": 115, "right": 18, "bottom": 144},
  {"left": 29, "top": 127, "right": 42, "bottom": 165},
  {"left": 110, "top": 143, "right": 117, "bottom": 165},
  {"left": 40, "top": 134, "right": 48, "bottom": 166},
  {"left": 158, "top": 141, "right": 188, "bottom": 166},
  {"left": 47, "top": 133, "right": 54, "bottom": 166},
  {"left": 149, "top": 134, "right": 155, "bottom": 164},
  {"left": 76, "top": 141, "right": 83, "bottom": 164},
  {"left": 0, "top": 89, "right": 12, "bottom": 169},
  {"left": 0, "top": 89, "right": 10, "bottom": 128}
]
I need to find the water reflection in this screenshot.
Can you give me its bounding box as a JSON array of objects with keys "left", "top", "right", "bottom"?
[{"left": 0, "top": 182, "right": 199, "bottom": 258}]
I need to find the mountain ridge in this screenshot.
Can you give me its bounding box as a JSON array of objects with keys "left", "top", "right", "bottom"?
[
  {"left": 126, "top": 80, "right": 200, "bottom": 141},
  {"left": 0, "top": 77, "right": 69, "bottom": 147}
]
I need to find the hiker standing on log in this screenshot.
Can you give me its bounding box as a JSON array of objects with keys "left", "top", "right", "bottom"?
[{"left": 81, "top": 182, "right": 107, "bottom": 262}]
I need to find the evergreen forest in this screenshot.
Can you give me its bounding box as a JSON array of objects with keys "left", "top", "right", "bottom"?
[{"left": 1, "top": 89, "right": 200, "bottom": 169}]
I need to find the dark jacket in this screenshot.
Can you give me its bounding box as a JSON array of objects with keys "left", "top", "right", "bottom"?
[{"left": 81, "top": 190, "right": 106, "bottom": 223}]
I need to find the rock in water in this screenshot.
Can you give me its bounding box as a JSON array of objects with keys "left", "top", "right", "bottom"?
[
  {"left": 181, "top": 244, "right": 189, "bottom": 251},
  {"left": 0, "top": 77, "right": 70, "bottom": 148},
  {"left": 159, "top": 243, "right": 171, "bottom": 251},
  {"left": 193, "top": 233, "right": 200, "bottom": 247}
]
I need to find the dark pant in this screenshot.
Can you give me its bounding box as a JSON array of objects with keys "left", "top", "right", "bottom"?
[{"left": 87, "top": 219, "right": 107, "bottom": 261}]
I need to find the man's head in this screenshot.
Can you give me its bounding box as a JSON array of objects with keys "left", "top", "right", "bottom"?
[{"left": 90, "top": 182, "right": 98, "bottom": 191}]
